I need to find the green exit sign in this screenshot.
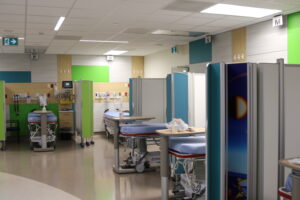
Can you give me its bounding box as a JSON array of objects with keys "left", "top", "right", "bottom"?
[{"left": 2, "top": 37, "right": 18, "bottom": 46}]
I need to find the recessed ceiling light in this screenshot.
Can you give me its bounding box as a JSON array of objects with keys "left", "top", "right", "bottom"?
[
  {"left": 54, "top": 16, "right": 65, "bottom": 31},
  {"left": 201, "top": 4, "right": 281, "bottom": 18},
  {"left": 104, "top": 50, "right": 128, "bottom": 55},
  {"left": 80, "top": 40, "right": 128, "bottom": 44}
]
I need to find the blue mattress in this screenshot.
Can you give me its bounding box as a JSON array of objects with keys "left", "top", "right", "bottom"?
[
  {"left": 169, "top": 142, "right": 206, "bottom": 155},
  {"left": 169, "top": 136, "right": 206, "bottom": 148},
  {"left": 120, "top": 123, "right": 167, "bottom": 135},
  {"left": 104, "top": 111, "right": 130, "bottom": 118},
  {"left": 285, "top": 173, "right": 293, "bottom": 192},
  {"left": 28, "top": 112, "right": 57, "bottom": 123}
]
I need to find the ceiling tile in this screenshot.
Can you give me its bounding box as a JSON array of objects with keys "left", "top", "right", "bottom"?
[
  {"left": 68, "top": 8, "right": 110, "bottom": 18},
  {"left": 60, "top": 24, "right": 94, "bottom": 32},
  {"left": 74, "top": 0, "right": 120, "bottom": 9},
  {"left": 56, "top": 30, "right": 88, "bottom": 36},
  {"left": 163, "top": 0, "right": 214, "bottom": 12},
  {"left": 27, "top": 6, "right": 68, "bottom": 17},
  {"left": 27, "top": 15, "right": 58, "bottom": 25},
  {"left": 50, "top": 39, "right": 78, "bottom": 46},
  {"left": 26, "top": 23, "right": 54, "bottom": 31},
  {"left": 0, "top": 14, "right": 25, "bottom": 23},
  {"left": 28, "top": 0, "right": 75, "bottom": 8},
  {"left": 191, "top": 25, "right": 222, "bottom": 33},
  {"left": 63, "top": 18, "right": 99, "bottom": 26},
  {"left": 0, "top": 4, "right": 25, "bottom": 15},
  {"left": 206, "top": 18, "right": 249, "bottom": 27},
  {"left": 0, "top": 0, "right": 25, "bottom": 5}
]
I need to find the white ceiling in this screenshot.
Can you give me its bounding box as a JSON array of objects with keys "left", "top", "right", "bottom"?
[{"left": 0, "top": 0, "right": 299, "bottom": 56}]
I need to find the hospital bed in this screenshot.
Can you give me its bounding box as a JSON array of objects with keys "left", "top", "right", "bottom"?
[
  {"left": 169, "top": 136, "right": 206, "bottom": 199},
  {"left": 103, "top": 110, "right": 130, "bottom": 138},
  {"left": 115, "top": 123, "right": 167, "bottom": 173},
  {"left": 28, "top": 112, "right": 57, "bottom": 150}
]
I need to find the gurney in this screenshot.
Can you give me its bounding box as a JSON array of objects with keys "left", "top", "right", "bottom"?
[
  {"left": 116, "top": 123, "right": 167, "bottom": 173},
  {"left": 103, "top": 111, "right": 130, "bottom": 138},
  {"left": 169, "top": 136, "right": 206, "bottom": 199},
  {"left": 28, "top": 112, "right": 57, "bottom": 150}
]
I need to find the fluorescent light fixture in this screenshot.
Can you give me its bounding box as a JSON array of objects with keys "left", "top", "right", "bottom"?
[
  {"left": 80, "top": 40, "right": 128, "bottom": 44},
  {"left": 201, "top": 4, "right": 281, "bottom": 18},
  {"left": 18, "top": 37, "right": 24, "bottom": 40},
  {"left": 54, "top": 16, "right": 65, "bottom": 31},
  {"left": 104, "top": 50, "right": 128, "bottom": 55}
]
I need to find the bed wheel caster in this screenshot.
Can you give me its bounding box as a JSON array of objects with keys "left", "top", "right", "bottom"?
[
  {"left": 86, "top": 142, "right": 90, "bottom": 146},
  {"left": 91, "top": 141, "right": 95, "bottom": 145},
  {"left": 1, "top": 142, "right": 6, "bottom": 151},
  {"left": 80, "top": 143, "right": 85, "bottom": 148},
  {"left": 135, "top": 162, "right": 145, "bottom": 173}
]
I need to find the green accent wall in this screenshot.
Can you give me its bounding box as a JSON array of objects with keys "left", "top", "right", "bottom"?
[
  {"left": 9, "top": 104, "right": 59, "bottom": 136},
  {"left": 288, "top": 12, "right": 300, "bottom": 64},
  {"left": 0, "top": 81, "right": 5, "bottom": 141},
  {"left": 72, "top": 65, "right": 109, "bottom": 82}
]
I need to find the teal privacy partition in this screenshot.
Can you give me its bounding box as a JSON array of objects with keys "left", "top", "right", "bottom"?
[
  {"left": 207, "top": 63, "right": 258, "bottom": 200},
  {"left": 173, "top": 73, "right": 189, "bottom": 124},
  {"left": 207, "top": 63, "right": 223, "bottom": 200},
  {"left": 166, "top": 74, "right": 172, "bottom": 122}
]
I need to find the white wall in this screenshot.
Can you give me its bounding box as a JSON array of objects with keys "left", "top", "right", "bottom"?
[
  {"left": 31, "top": 54, "right": 57, "bottom": 82},
  {"left": 72, "top": 55, "right": 132, "bottom": 82},
  {"left": 0, "top": 54, "right": 31, "bottom": 71},
  {"left": 144, "top": 45, "right": 189, "bottom": 78},
  {"left": 247, "top": 19, "right": 288, "bottom": 63},
  {"left": 0, "top": 54, "right": 57, "bottom": 82},
  {"left": 0, "top": 54, "right": 132, "bottom": 83},
  {"left": 212, "top": 31, "right": 232, "bottom": 63}
]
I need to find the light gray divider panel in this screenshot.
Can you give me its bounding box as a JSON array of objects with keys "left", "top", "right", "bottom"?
[
  {"left": 141, "top": 78, "right": 166, "bottom": 123},
  {"left": 257, "top": 63, "right": 279, "bottom": 200},
  {"left": 284, "top": 65, "right": 300, "bottom": 175},
  {"left": 75, "top": 81, "right": 82, "bottom": 134}
]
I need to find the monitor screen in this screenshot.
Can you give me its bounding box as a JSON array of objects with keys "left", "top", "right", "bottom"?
[{"left": 62, "top": 81, "right": 73, "bottom": 89}]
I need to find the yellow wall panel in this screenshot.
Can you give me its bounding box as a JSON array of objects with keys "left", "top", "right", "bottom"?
[
  {"left": 57, "top": 55, "right": 72, "bottom": 89},
  {"left": 132, "top": 56, "right": 144, "bottom": 78},
  {"left": 232, "top": 28, "right": 247, "bottom": 62}
]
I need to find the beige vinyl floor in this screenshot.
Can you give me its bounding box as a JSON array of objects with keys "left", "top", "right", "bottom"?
[{"left": 0, "top": 134, "right": 163, "bottom": 200}]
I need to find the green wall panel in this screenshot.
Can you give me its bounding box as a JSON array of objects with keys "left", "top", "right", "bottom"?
[
  {"left": 72, "top": 65, "right": 109, "bottom": 82},
  {"left": 288, "top": 12, "right": 300, "bottom": 64},
  {"left": 9, "top": 104, "right": 58, "bottom": 136}
]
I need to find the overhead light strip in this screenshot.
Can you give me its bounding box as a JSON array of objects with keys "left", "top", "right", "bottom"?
[
  {"left": 80, "top": 40, "right": 129, "bottom": 44},
  {"left": 201, "top": 4, "right": 281, "bottom": 18},
  {"left": 104, "top": 50, "right": 128, "bottom": 55},
  {"left": 54, "top": 16, "right": 65, "bottom": 31}
]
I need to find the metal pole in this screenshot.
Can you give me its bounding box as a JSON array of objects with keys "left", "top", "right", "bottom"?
[
  {"left": 160, "top": 136, "right": 169, "bottom": 200},
  {"left": 113, "top": 121, "right": 120, "bottom": 173},
  {"left": 278, "top": 58, "right": 285, "bottom": 196},
  {"left": 41, "top": 113, "right": 47, "bottom": 149}
]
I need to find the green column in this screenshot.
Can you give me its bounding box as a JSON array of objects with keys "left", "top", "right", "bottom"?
[
  {"left": 288, "top": 12, "right": 300, "bottom": 64},
  {"left": 82, "top": 80, "right": 93, "bottom": 138}
]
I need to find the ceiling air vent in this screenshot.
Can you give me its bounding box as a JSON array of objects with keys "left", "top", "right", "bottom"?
[{"left": 163, "top": 0, "right": 213, "bottom": 12}]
